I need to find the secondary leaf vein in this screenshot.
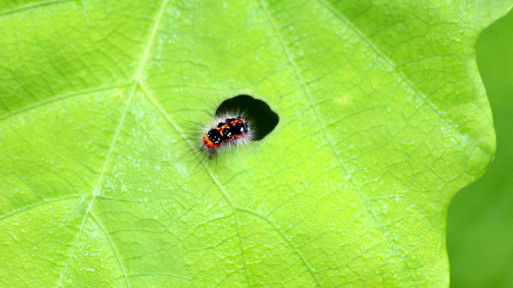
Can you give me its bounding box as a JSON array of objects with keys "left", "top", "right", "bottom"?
[
  {"left": 316, "top": 0, "right": 479, "bottom": 149},
  {"left": 256, "top": 0, "right": 417, "bottom": 285},
  {"left": 0, "top": 83, "right": 130, "bottom": 122},
  {"left": 90, "top": 211, "right": 130, "bottom": 288},
  {"left": 0, "top": 0, "right": 72, "bottom": 17},
  {"left": 55, "top": 82, "right": 135, "bottom": 288},
  {"left": 138, "top": 83, "right": 251, "bottom": 287},
  {"left": 235, "top": 206, "right": 323, "bottom": 287},
  {"left": 55, "top": 0, "right": 173, "bottom": 285},
  {"left": 0, "top": 194, "right": 84, "bottom": 222}
]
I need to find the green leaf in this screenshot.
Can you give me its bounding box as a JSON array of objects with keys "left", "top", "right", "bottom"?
[
  {"left": 448, "top": 9, "right": 513, "bottom": 288},
  {"left": 0, "top": 1, "right": 510, "bottom": 287}
]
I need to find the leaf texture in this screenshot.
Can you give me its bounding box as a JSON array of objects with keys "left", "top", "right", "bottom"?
[{"left": 0, "top": 0, "right": 511, "bottom": 287}]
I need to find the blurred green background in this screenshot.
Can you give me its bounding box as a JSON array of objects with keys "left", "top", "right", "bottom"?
[{"left": 447, "top": 8, "right": 513, "bottom": 288}]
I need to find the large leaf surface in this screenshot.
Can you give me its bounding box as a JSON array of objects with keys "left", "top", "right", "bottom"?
[{"left": 0, "top": 0, "right": 510, "bottom": 287}]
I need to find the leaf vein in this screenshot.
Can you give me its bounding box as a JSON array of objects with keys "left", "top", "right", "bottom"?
[
  {"left": 55, "top": 83, "right": 134, "bottom": 288},
  {"left": 55, "top": 0, "right": 173, "bottom": 284},
  {"left": 256, "top": 0, "right": 417, "bottom": 285},
  {"left": 235, "top": 206, "right": 323, "bottom": 287},
  {"left": 0, "top": 83, "right": 131, "bottom": 122},
  {"left": 316, "top": 0, "right": 479, "bottom": 149},
  {"left": 90, "top": 211, "right": 130, "bottom": 288},
  {"left": 0, "top": 0, "right": 72, "bottom": 18},
  {"left": 0, "top": 194, "right": 84, "bottom": 222},
  {"left": 133, "top": 0, "right": 171, "bottom": 81},
  {"left": 137, "top": 83, "right": 251, "bottom": 287}
]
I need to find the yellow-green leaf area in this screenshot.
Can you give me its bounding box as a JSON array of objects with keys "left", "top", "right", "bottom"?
[{"left": 1, "top": 0, "right": 511, "bottom": 287}]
